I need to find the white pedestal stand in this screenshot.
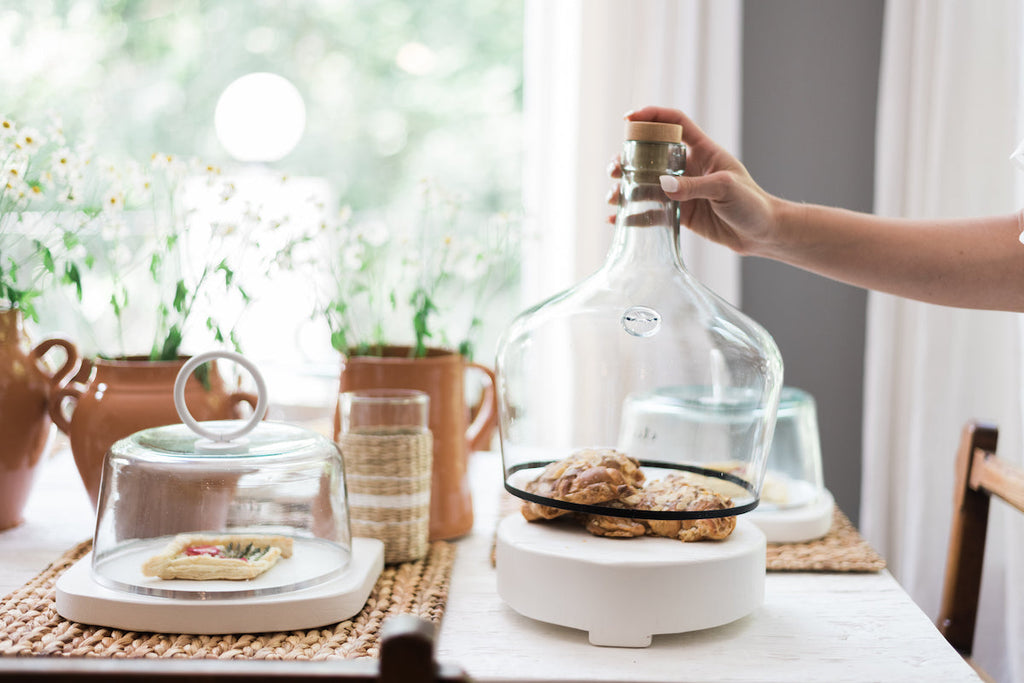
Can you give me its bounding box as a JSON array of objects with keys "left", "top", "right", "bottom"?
[{"left": 495, "top": 515, "right": 765, "bottom": 648}]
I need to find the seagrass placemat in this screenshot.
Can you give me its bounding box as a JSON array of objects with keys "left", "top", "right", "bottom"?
[
  {"left": 0, "top": 538, "right": 455, "bottom": 659},
  {"left": 493, "top": 492, "right": 886, "bottom": 573},
  {"left": 766, "top": 507, "right": 886, "bottom": 573}
]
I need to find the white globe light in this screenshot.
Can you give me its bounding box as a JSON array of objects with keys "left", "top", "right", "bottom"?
[{"left": 214, "top": 72, "right": 306, "bottom": 163}]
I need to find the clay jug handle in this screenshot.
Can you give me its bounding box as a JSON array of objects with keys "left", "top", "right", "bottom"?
[
  {"left": 465, "top": 361, "right": 498, "bottom": 452},
  {"left": 48, "top": 369, "right": 87, "bottom": 437},
  {"left": 33, "top": 338, "right": 81, "bottom": 436},
  {"left": 31, "top": 337, "right": 79, "bottom": 389}
]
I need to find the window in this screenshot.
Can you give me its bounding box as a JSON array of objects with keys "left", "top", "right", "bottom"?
[{"left": 1, "top": 0, "right": 523, "bottom": 411}]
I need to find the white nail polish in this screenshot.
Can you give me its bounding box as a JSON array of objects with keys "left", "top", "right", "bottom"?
[{"left": 659, "top": 175, "right": 679, "bottom": 193}]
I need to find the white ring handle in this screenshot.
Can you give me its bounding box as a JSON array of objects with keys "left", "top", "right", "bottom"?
[{"left": 173, "top": 350, "right": 268, "bottom": 444}]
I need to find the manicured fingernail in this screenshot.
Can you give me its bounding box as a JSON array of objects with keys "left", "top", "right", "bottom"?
[
  {"left": 660, "top": 175, "right": 680, "bottom": 193},
  {"left": 623, "top": 109, "right": 638, "bottom": 119}
]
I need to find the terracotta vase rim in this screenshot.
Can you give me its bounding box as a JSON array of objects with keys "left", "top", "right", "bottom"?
[
  {"left": 346, "top": 345, "right": 463, "bottom": 362},
  {"left": 90, "top": 355, "right": 193, "bottom": 367}
]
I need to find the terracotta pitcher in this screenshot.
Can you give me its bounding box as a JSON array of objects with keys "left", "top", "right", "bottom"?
[
  {"left": 49, "top": 355, "right": 254, "bottom": 509},
  {"left": 336, "top": 346, "right": 498, "bottom": 540},
  {"left": 0, "top": 309, "right": 78, "bottom": 530}
]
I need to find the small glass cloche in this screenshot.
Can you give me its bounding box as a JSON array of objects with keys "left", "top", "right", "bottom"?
[
  {"left": 748, "top": 386, "right": 834, "bottom": 543},
  {"left": 757, "top": 387, "right": 824, "bottom": 511},
  {"left": 90, "top": 352, "right": 351, "bottom": 600}
]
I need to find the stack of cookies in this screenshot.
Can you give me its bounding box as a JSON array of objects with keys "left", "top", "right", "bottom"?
[{"left": 521, "top": 448, "right": 736, "bottom": 542}]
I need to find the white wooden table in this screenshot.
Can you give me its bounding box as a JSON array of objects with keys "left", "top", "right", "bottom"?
[
  {"left": 0, "top": 445, "right": 982, "bottom": 682},
  {"left": 441, "top": 455, "right": 982, "bottom": 683}
]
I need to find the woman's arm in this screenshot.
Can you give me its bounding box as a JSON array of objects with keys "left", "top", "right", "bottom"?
[
  {"left": 769, "top": 201, "right": 1024, "bottom": 311},
  {"left": 629, "top": 106, "right": 1024, "bottom": 312}
]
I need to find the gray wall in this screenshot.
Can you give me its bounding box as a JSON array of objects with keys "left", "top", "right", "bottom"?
[{"left": 741, "top": 0, "right": 885, "bottom": 526}]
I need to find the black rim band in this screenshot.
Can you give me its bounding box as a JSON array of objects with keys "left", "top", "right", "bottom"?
[{"left": 504, "top": 460, "right": 759, "bottom": 521}]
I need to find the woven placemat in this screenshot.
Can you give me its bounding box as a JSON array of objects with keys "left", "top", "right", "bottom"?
[
  {"left": 493, "top": 493, "right": 886, "bottom": 573},
  {"left": 766, "top": 507, "right": 886, "bottom": 573},
  {"left": 0, "top": 538, "right": 455, "bottom": 659}
]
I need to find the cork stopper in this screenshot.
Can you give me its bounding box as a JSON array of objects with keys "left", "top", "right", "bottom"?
[{"left": 625, "top": 121, "right": 683, "bottom": 144}]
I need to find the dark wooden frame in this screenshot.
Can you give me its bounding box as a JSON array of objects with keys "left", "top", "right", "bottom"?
[{"left": 937, "top": 420, "right": 1024, "bottom": 657}]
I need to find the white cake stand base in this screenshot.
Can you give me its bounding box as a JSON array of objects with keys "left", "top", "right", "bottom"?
[
  {"left": 748, "top": 489, "right": 835, "bottom": 543},
  {"left": 495, "top": 514, "right": 765, "bottom": 648},
  {"left": 55, "top": 537, "right": 384, "bottom": 634}
]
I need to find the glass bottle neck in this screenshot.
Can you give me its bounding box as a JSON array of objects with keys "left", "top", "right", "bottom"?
[{"left": 605, "top": 139, "right": 686, "bottom": 271}]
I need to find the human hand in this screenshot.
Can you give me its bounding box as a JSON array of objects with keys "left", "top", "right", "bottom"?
[{"left": 607, "top": 106, "right": 781, "bottom": 256}]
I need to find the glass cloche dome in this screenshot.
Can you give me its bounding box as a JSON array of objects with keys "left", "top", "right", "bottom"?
[
  {"left": 495, "top": 120, "right": 784, "bottom": 522},
  {"left": 745, "top": 385, "right": 834, "bottom": 543},
  {"left": 90, "top": 353, "right": 351, "bottom": 600},
  {"left": 758, "top": 387, "right": 825, "bottom": 512}
]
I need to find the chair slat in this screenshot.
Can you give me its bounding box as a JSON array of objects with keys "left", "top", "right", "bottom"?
[{"left": 971, "top": 452, "right": 1024, "bottom": 512}]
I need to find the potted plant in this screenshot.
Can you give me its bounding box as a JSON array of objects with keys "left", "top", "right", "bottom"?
[
  {"left": 318, "top": 181, "right": 519, "bottom": 540},
  {"left": 45, "top": 152, "right": 302, "bottom": 507},
  {"left": 0, "top": 114, "right": 103, "bottom": 527}
]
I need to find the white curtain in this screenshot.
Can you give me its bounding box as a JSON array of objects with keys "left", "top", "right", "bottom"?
[
  {"left": 521, "top": 0, "right": 742, "bottom": 308},
  {"left": 862, "top": 2, "right": 1024, "bottom": 681}
]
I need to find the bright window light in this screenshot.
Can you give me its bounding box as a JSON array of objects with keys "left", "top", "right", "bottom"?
[{"left": 214, "top": 72, "right": 306, "bottom": 163}]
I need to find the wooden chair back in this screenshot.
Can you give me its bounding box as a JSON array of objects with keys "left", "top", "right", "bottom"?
[{"left": 937, "top": 420, "right": 1024, "bottom": 660}]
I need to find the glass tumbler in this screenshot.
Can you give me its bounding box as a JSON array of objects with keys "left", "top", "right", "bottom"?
[{"left": 337, "top": 389, "right": 433, "bottom": 563}]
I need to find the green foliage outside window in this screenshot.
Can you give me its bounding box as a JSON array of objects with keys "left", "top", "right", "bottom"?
[
  {"left": 0, "top": 0, "right": 522, "bottom": 212},
  {"left": 0, "top": 1, "right": 524, "bottom": 360}
]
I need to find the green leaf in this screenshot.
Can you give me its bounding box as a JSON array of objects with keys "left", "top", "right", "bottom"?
[
  {"left": 217, "top": 259, "right": 233, "bottom": 285},
  {"left": 409, "top": 288, "right": 438, "bottom": 358},
  {"left": 330, "top": 330, "right": 348, "bottom": 352},
  {"left": 41, "top": 246, "right": 55, "bottom": 274},
  {"left": 63, "top": 263, "right": 83, "bottom": 301},
  {"left": 156, "top": 325, "right": 183, "bottom": 361},
  {"left": 20, "top": 300, "right": 39, "bottom": 323},
  {"left": 194, "top": 361, "right": 211, "bottom": 390},
  {"left": 172, "top": 280, "right": 188, "bottom": 313}
]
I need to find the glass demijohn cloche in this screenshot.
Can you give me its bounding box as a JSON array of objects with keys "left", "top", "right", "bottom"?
[{"left": 496, "top": 120, "right": 784, "bottom": 521}]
